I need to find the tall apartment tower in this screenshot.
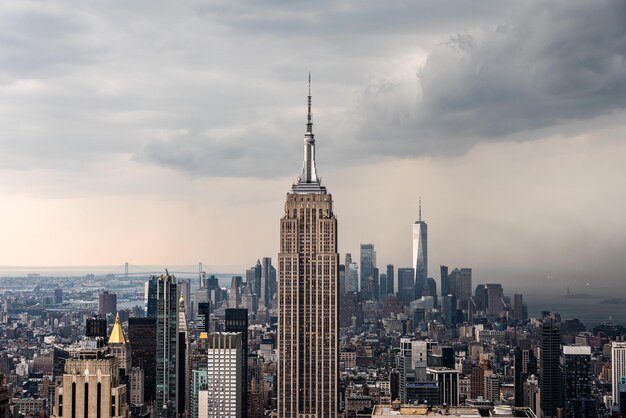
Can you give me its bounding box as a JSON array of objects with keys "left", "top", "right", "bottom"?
[
  {"left": 206, "top": 333, "right": 243, "bottom": 418},
  {"left": 155, "top": 273, "right": 179, "bottom": 416},
  {"left": 278, "top": 78, "right": 339, "bottom": 417},
  {"left": 413, "top": 199, "right": 428, "bottom": 297},
  {"left": 540, "top": 318, "right": 561, "bottom": 418}
]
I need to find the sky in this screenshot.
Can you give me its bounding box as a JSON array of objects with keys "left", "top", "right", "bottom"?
[{"left": 1, "top": 0, "right": 625, "bottom": 295}]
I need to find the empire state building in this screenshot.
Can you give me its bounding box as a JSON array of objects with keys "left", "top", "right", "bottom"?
[{"left": 278, "top": 78, "right": 339, "bottom": 418}]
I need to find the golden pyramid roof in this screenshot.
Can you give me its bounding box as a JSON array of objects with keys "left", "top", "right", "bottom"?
[{"left": 108, "top": 312, "right": 127, "bottom": 345}]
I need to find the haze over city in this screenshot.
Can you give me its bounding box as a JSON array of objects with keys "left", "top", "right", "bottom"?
[{"left": 1, "top": 0, "right": 625, "bottom": 295}]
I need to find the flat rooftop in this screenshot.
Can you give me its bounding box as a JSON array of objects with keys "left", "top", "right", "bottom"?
[{"left": 371, "top": 405, "right": 537, "bottom": 417}]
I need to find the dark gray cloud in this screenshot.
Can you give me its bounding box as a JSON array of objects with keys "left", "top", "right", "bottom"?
[
  {"left": 356, "top": 0, "right": 626, "bottom": 157},
  {"left": 0, "top": 1, "right": 624, "bottom": 179}
]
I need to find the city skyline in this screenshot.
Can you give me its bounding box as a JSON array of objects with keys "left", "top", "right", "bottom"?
[{"left": 0, "top": 1, "right": 625, "bottom": 295}]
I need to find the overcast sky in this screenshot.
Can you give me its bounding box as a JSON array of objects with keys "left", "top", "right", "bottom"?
[{"left": 1, "top": 0, "right": 625, "bottom": 295}]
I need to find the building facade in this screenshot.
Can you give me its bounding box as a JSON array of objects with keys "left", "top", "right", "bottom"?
[
  {"left": 206, "top": 333, "right": 243, "bottom": 418},
  {"left": 277, "top": 81, "right": 339, "bottom": 417}
]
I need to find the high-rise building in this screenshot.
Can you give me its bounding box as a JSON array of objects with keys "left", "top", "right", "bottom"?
[
  {"left": 386, "top": 264, "right": 395, "bottom": 295},
  {"left": 52, "top": 342, "right": 129, "bottom": 418},
  {"left": 561, "top": 346, "right": 595, "bottom": 418},
  {"left": 178, "top": 295, "right": 190, "bottom": 417},
  {"left": 427, "top": 367, "right": 459, "bottom": 406},
  {"left": 260, "top": 257, "right": 276, "bottom": 309},
  {"left": 397, "top": 268, "right": 415, "bottom": 306},
  {"left": 440, "top": 266, "right": 450, "bottom": 297},
  {"left": 277, "top": 80, "right": 339, "bottom": 417},
  {"left": 98, "top": 291, "right": 117, "bottom": 317},
  {"left": 246, "top": 260, "right": 262, "bottom": 302},
  {"left": 513, "top": 293, "right": 525, "bottom": 322},
  {"left": 155, "top": 273, "right": 178, "bottom": 416},
  {"left": 413, "top": 199, "right": 428, "bottom": 297},
  {"left": 225, "top": 309, "right": 248, "bottom": 417},
  {"left": 424, "top": 278, "right": 438, "bottom": 308},
  {"left": 108, "top": 312, "right": 131, "bottom": 375},
  {"left": 128, "top": 318, "right": 157, "bottom": 403},
  {"left": 346, "top": 261, "right": 359, "bottom": 294},
  {"left": 540, "top": 318, "right": 561, "bottom": 418},
  {"left": 451, "top": 268, "right": 472, "bottom": 306},
  {"left": 612, "top": 342, "right": 626, "bottom": 411},
  {"left": 360, "top": 244, "right": 377, "bottom": 300},
  {"left": 85, "top": 315, "right": 107, "bottom": 339},
  {"left": 206, "top": 333, "right": 243, "bottom": 418}
]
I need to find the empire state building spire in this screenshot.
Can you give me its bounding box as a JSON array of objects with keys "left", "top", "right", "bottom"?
[{"left": 293, "top": 74, "right": 325, "bottom": 193}]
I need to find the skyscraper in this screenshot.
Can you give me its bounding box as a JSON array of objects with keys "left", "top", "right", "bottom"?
[
  {"left": 225, "top": 308, "right": 248, "bottom": 417},
  {"left": 561, "top": 346, "right": 595, "bottom": 418},
  {"left": 360, "top": 244, "right": 376, "bottom": 300},
  {"left": 397, "top": 268, "right": 415, "bottom": 306},
  {"left": 206, "top": 333, "right": 243, "bottom": 418},
  {"left": 128, "top": 317, "right": 156, "bottom": 403},
  {"left": 386, "top": 264, "right": 395, "bottom": 295},
  {"left": 155, "top": 273, "right": 178, "bottom": 416},
  {"left": 413, "top": 199, "right": 428, "bottom": 297},
  {"left": 612, "top": 342, "right": 626, "bottom": 410},
  {"left": 278, "top": 79, "right": 338, "bottom": 417},
  {"left": 178, "top": 295, "right": 190, "bottom": 417},
  {"left": 540, "top": 318, "right": 561, "bottom": 418}
]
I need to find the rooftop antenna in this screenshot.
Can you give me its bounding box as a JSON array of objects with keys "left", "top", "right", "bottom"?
[{"left": 419, "top": 197, "right": 422, "bottom": 222}]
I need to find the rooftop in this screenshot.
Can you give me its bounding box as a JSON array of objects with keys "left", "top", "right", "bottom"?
[{"left": 371, "top": 405, "right": 537, "bottom": 417}]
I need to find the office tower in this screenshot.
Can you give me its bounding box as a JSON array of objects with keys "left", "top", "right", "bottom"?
[
  {"left": 225, "top": 309, "right": 248, "bottom": 417},
  {"left": 360, "top": 244, "right": 376, "bottom": 300},
  {"left": 514, "top": 343, "right": 536, "bottom": 408},
  {"left": 278, "top": 81, "right": 339, "bottom": 418},
  {"left": 178, "top": 295, "right": 190, "bottom": 417},
  {"left": 229, "top": 276, "right": 242, "bottom": 308},
  {"left": 441, "top": 294, "right": 457, "bottom": 327},
  {"left": 108, "top": 313, "right": 131, "bottom": 375},
  {"left": 146, "top": 276, "right": 158, "bottom": 318},
  {"left": 260, "top": 257, "right": 275, "bottom": 309},
  {"left": 52, "top": 343, "right": 129, "bottom": 418},
  {"left": 379, "top": 273, "right": 388, "bottom": 297},
  {"left": 619, "top": 377, "right": 626, "bottom": 415},
  {"left": 440, "top": 266, "right": 450, "bottom": 297},
  {"left": 206, "top": 333, "right": 243, "bottom": 418},
  {"left": 540, "top": 318, "right": 561, "bottom": 418},
  {"left": 54, "top": 288, "right": 63, "bottom": 304},
  {"left": 513, "top": 293, "right": 524, "bottom": 322},
  {"left": 486, "top": 284, "right": 504, "bottom": 315},
  {"left": 346, "top": 261, "right": 359, "bottom": 294},
  {"left": 85, "top": 315, "right": 107, "bottom": 339},
  {"left": 386, "top": 264, "right": 394, "bottom": 295},
  {"left": 484, "top": 374, "right": 501, "bottom": 403},
  {"left": 129, "top": 318, "right": 156, "bottom": 403},
  {"left": 397, "top": 268, "right": 415, "bottom": 306},
  {"left": 195, "top": 302, "right": 211, "bottom": 334},
  {"left": 246, "top": 260, "right": 262, "bottom": 301},
  {"left": 427, "top": 367, "right": 459, "bottom": 406},
  {"left": 0, "top": 375, "right": 9, "bottom": 418},
  {"left": 98, "top": 290, "right": 117, "bottom": 316},
  {"left": 474, "top": 284, "right": 487, "bottom": 311},
  {"left": 155, "top": 273, "right": 179, "bottom": 416},
  {"left": 561, "top": 346, "right": 595, "bottom": 418},
  {"left": 448, "top": 268, "right": 471, "bottom": 305},
  {"left": 424, "top": 278, "right": 438, "bottom": 308},
  {"left": 413, "top": 199, "right": 428, "bottom": 297},
  {"left": 612, "top": 342, "right": 626, "bottom": 410}
]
